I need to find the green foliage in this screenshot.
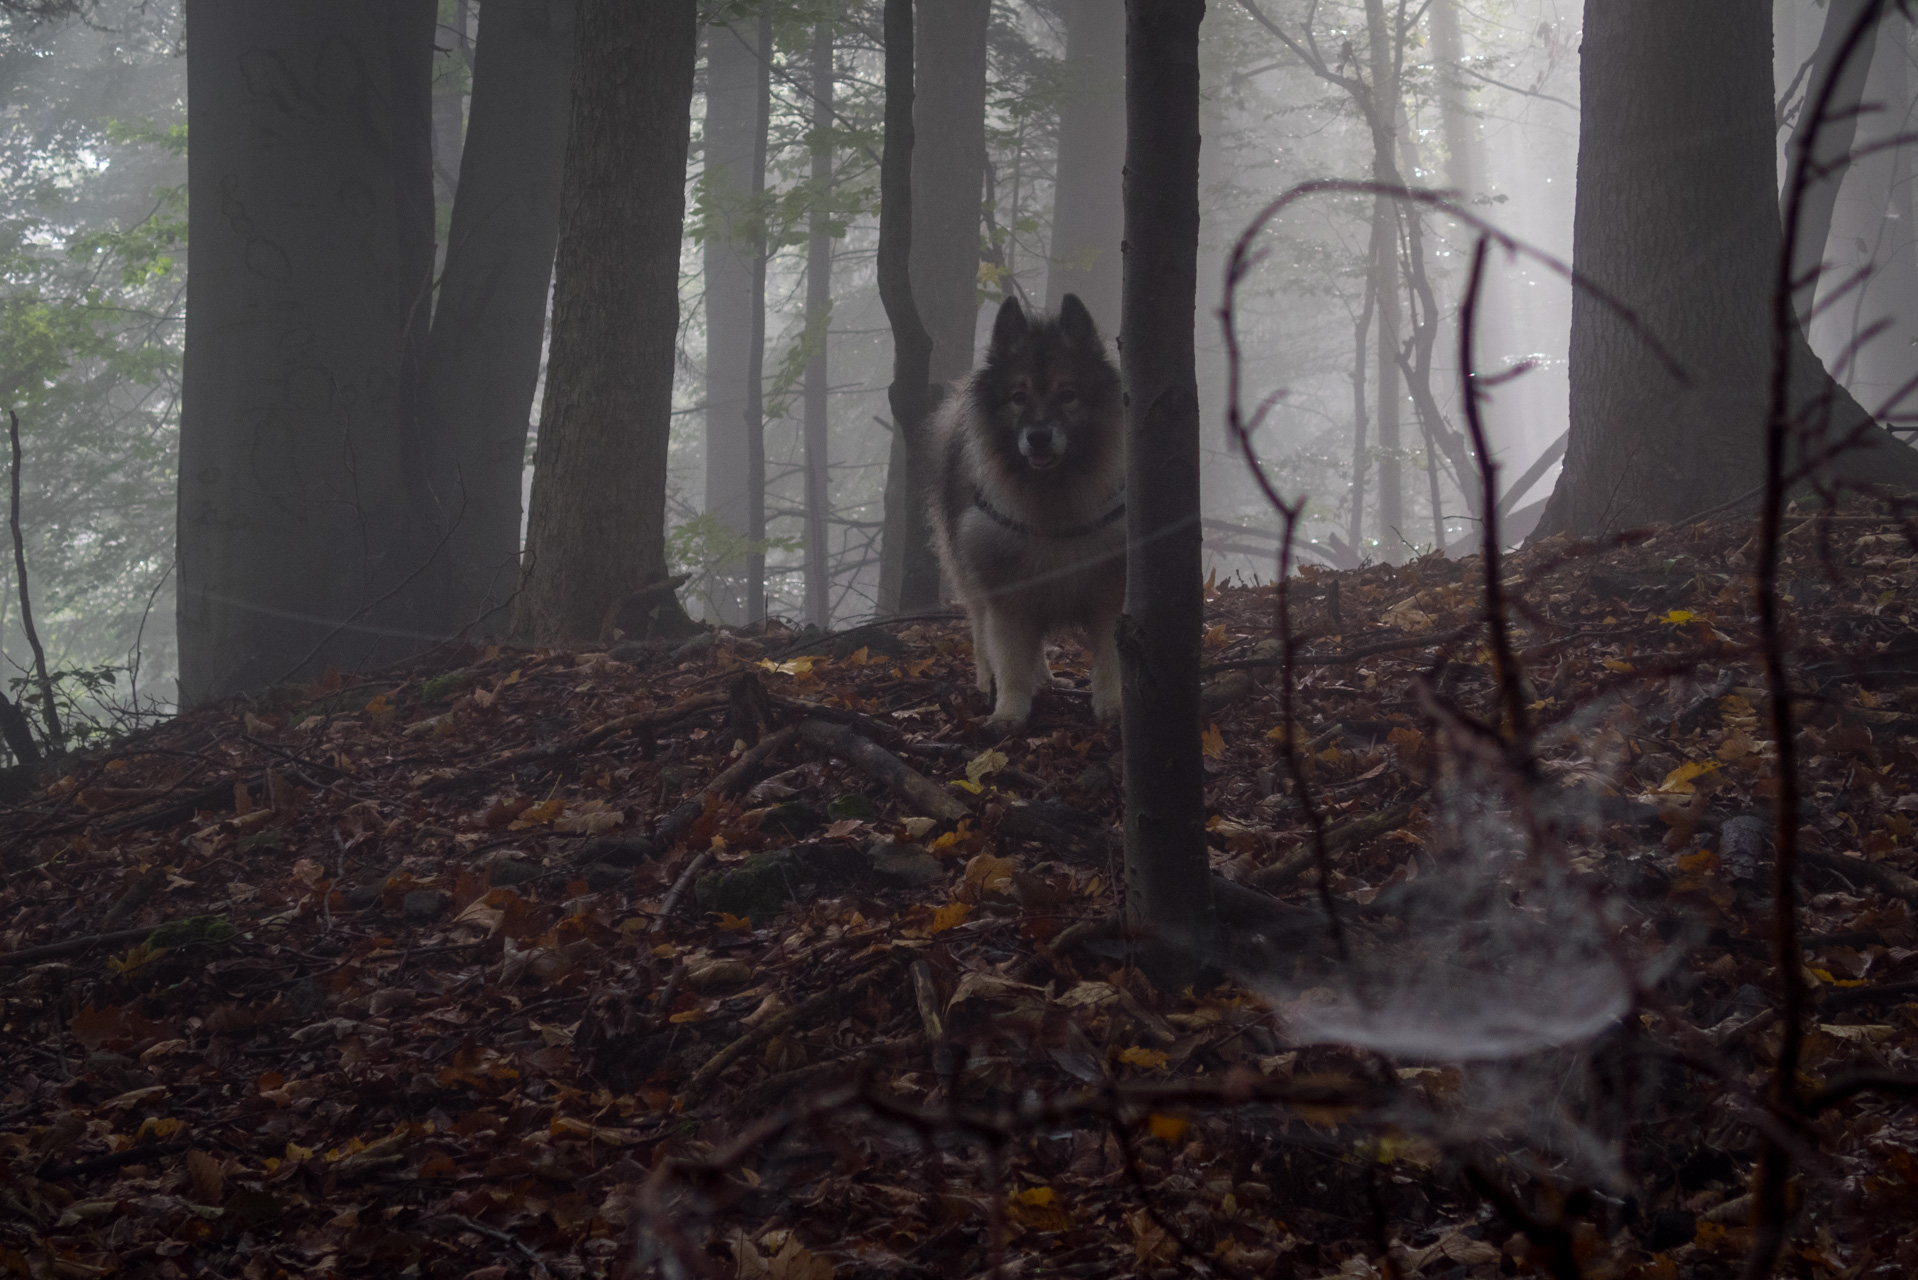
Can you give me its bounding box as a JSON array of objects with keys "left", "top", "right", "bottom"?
[
  {"left": 668, "top": 511, "right": 803, "bottom": 613},
  {"left": 0, "top": 0, "right": 184, "bottom": 721}
]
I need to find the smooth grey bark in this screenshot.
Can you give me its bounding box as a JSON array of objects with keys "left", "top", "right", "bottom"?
[
  {"left": 430, "top": 5, "right": 466, "bottom": 206},
  {"left": 879, "top": 0, "right": 988, "bottom": 613},
  {"left": 742, "top": 11, "right": 773, "bottom": 624},
  {"left": 511, "top": 0, "right": 699, "bottom": 642},
  {"left": 1786, "top": 0, "right": 1883, "bottom": 327},
  {"left": 1120, "top": 0, "right": 1216, "bottom": 982},
  {"left": 701, "top": 17, "right": 765, "bottom": 626},
  {"left": 1363, "top": 0, "right": 1403, "bottom": 552},
  {"left": 1047, "top": 0, "right": 1125, "bottom": 334},
  {"left": 178, "top": 0, "right": 438, "bottom": 703},
  {"left": 1535, "top": 0, "right": 1918, "bottom": 540},
  {"left": 1813, "top": 15, "right": 1918, "bottom": 417},
  {"left": 417, "top": 0, "right": 574, "bottom": 636},
  {"left": 802, "top": 23, "right": 835, "bottom": 628},
  {"left": 876, "top": 0, "right": 935, "bottom": 623}
]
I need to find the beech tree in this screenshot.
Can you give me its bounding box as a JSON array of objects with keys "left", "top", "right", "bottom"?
[
  {"left": 801, "top": 21, "right": 835, "bottom": 628},
  {"left": 416, "top": 0, "right": 575, "bottom": 636},
  {"left": 878, "top": 0, "right": 989, "bottom": 615},
  {"left": 1535, "top": 0, "right": 1918, "bottom": 538},
  {"left": 177, "top": 0, "right": 438, "bottom": 703},
  {"left": 511, "top": 0, "right": 699, "bottom": 643},
  {"left": 701, "top": 12, "right": 772, "bottom": 626},
  {"left": 1121, "top": 0, "right": 1217, "bottom": 977}
]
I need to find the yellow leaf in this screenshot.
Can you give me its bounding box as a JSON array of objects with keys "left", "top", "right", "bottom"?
[
  {"left": 1119, "top": 1047, "right": 1170, "bottom": 1069},
  {"left": 927, "top": 901, "right": 973, "bottom": 934},
  {"left": 1202, "top": 567, "right": 1218, "bottom": 600},
  {"left": 714, "top": 912, "right": 753, "bottom": 933},
  {"left": 1016, "top": 1186, "right": 1056, "bottom": 1207},
  {"left": 284, "top": 1141, "right": 312, "bottom": 1162},
  {"left": 1602, "top": 659, "right": 1635, "bottom": 673},
  {"left": 1660, "top": 610, "right": 1698, "bottom": 625},
  {"left": 952, "top": 779, "right": 983, "bottom": 794},
  {"left": 1201, "top": 724, "right": 1226, "bottom": 759},
  {"left": 758, "top": 656, "right": 824, "bottom": 677},
  {"left": 905, "top": 657, "right": 935, "bottom": 677},
  {"left": 516, "top": 797, "right": 567, "bottom": 825},
  {"left": 847, "top": 646, "right": 870, "bottom": 666},
  {"left": 502, "top": 668, "right": 520, "bottom": 686},
  {"left": 1265, "top": 723, "right": 1292, "bottom": 744},
  {"left": 963, "top": 853, "right": 1015, "bottom": 889},
  {"left": 1203, "top": 623, "right": 1229, "bottom": 650},
  {"left": 930, "top": 819, "right": 973, "bottom": 851},
  {"left": 668, "top": 1008, "right": 706, "bottom": 1024},
  {"left": 965, "top": 749, "right": 1008, "bottom": 787},
  {"left": 1655, "top": 760, "right": 1719, "bottom": 795},
  {"left": 1146, "top": 1113, "right": 1188, "bottom": 1142}
]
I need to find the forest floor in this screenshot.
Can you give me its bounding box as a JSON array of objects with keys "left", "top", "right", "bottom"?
[{"left": 3, "top": 509, "right": 1918, "bottom": 1280}]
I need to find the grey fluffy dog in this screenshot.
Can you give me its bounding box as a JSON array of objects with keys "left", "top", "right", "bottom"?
[{"left": 926, "top": 294, "right": 1125, "bottom": 730}]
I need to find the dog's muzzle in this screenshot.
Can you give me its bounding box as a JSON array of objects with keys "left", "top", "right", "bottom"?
[{"left": 1019, "top": 425, "right": 1065, "bottom": 469}]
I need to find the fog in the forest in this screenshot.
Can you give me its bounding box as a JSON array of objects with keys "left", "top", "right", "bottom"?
[{"left": 1, "top": 0, "right": 1914, "bottom": 721}]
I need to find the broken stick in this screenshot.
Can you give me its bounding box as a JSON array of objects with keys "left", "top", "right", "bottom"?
[{"left": 797, "top": 719, "right": 970, "bottom": 822}]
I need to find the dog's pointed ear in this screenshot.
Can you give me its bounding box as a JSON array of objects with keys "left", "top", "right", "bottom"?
[
  {"left": 990, "top": 295, "right": 1029, "bottom": 355},
  {"left": 1058, "top": 293, "right": 1102, "bottom": 349}
]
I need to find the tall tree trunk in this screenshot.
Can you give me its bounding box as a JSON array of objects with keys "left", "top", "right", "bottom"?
[
  {"left": 1786, "top": 0, "right": 1882, "bottom": 327},
  {"left": 1048, "top": 0, "right": 1125, "bottom": 334},
  {"left": 879, "top": 0, "right": 980, "bottom": 614},
  {"left": 1120, "top": 0, "right": 1216, "bottom": 982},
  {"left": 1535, "top": 0, "right": 1918, "bottom": 540},
  {"left": 876, "top": 0, "right": 934, "bottom": 623},
  {"left": 1363, "top": 0, "right": 1404, "bottom": 555},
  {"left": 430, "top": 4, "right": 467, "bottom": 208},
  {"left": 511, "top": 0, "right": 699, "bottom": 642},
  {"left": 417, "top": 0, "right": 574, "bottom": 637},
  {"left": 743, "top": 11, "right": 773, "bottom": 624},
  {"left": 178, "top": 0, "right": 438, "bottom": 703},
  {"left": 1814, "top": 14, "right": 1918, "bottom": 416},
  {"left": 802, "top": 22, "right": 835, "bottom": 629},
  {"left": 701, "top": 17, "right": 766, "bottom": 625}
]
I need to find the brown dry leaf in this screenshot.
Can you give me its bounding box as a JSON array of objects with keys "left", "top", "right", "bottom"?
[
  {"left": 186, "top": 1149, "right": 224, "bottom": 1204},
  {"left": 766, "top": 1236, "right": 833, "bottom": 1280}
]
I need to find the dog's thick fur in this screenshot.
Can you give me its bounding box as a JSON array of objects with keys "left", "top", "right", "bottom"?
[{"left": 927, "top": 294, "right": 1125, "bottom": 729}]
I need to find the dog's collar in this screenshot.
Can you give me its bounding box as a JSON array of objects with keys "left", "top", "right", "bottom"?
[{"left": 973, "top": 487, "right": 1126, "bottom": 539}]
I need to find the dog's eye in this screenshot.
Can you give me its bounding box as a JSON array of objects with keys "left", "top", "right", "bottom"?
[
  {"left": 1011, "top": 390, "right": 1028, "bottom": 406},
  {"left": 1058, "top": 388, "right": 1078, "bottom": 405}
]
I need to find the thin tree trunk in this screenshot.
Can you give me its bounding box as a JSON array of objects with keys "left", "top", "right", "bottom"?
[
  {"left": 1120, "top": 0, "right": 1216, "bottom": 982},
  {"left": 417, "top": 0, "right": 574, "bottom": 637},
  {"left": 511, "top": 0, "right": 699, "bottom": 643},
  {"left": 744, "top": 10, "right": 773, "bottom": 624},
  {"left": 1048, "top": 0, "right": 1125, "bottom": 333},
  {"left": 1348, "top": 273, "right": 1375, "bottom": 555},
  {"left": 802, "top": 22, "right": 835, "bottom": 628},
  {"left": 702, "top": 18, "right": 763, "bottom": 625},
  {"left": 1364, "top": 0, "right": 1404, "bottom": 555},
  {"left": 431, "top": 12, "right": 466, "bottom": 207},
  {"left": 874, "top": 0, "right": 938, "bottom": 616},
  {"left": 178, "top": 0, "right": 438, "bottom": 703},
  {"left": 1535, "top": 0, "right": 1918, "bottom": 539}
]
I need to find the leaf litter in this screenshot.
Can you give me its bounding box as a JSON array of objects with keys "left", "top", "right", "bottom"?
[{"left": 1, "top": 508, "right": 1917, "bottom": 1277}]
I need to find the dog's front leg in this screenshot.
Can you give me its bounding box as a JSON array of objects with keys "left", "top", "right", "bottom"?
[
  {"left": 967, "top": 607, "right": 994, "bottom": 695},
  {"left": 982, "top": 606, "right": 1042, "bottom": 730}
]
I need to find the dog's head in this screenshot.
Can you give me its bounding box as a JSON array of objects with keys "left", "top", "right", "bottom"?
[{"left": 971, "top": 294, "right": 1121, "bottom": 481}]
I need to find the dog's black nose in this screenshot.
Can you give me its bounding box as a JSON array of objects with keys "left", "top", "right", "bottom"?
[{"left": 1022, "top": 427, "right": 1051, "bottom": 452}]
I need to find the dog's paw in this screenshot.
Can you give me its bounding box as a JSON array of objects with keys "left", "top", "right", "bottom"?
[
  {"left": 983, "top": 710, "right": 1030, "bottom": 737},
  {"left": 1091, "top": 689, "right": 1121, "bottom": 723}
]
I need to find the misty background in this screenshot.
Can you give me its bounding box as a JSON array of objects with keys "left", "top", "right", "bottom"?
[{"left": 0, "top": 0, "right": 1910, "bottom": 720}]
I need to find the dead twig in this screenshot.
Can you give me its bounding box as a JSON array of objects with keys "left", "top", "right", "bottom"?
[
  {"left": 7, "top": 411, "right": 58, "bottom": 751},
  {"left": 797, "top": 717, "right": 970, "bottom": 822}
]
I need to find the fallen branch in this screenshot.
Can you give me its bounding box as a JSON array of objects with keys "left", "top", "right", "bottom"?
[
  {"left": 1203, "top": 628, "right": 1471, "bottom": 673},
  {"left": 573, "top": 725, "right": 798, "bottom": 867},
  {"left": 684, "top": 964, "right": 884, "bottom": 1100},
  {"left": 0, "top": 923, "right": 177, "bottom": 967},
  {"left": 424, "top": 693, "right": 729, "bottom": 793},
  {"left": 651, "top": 850, "right": 712, "bottom": 934},
  {"left": 798, "top": 718, "right": 970, "bottom": 822}
]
